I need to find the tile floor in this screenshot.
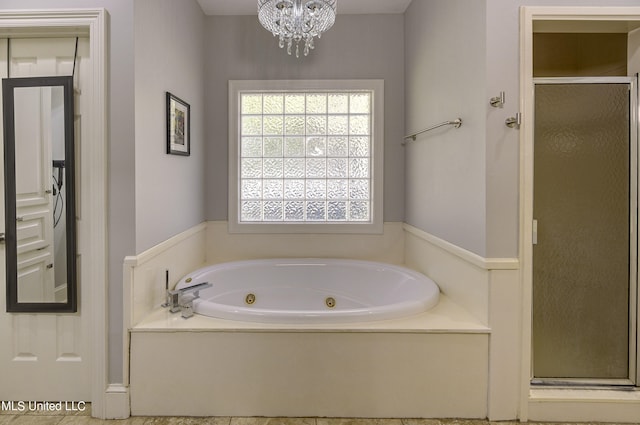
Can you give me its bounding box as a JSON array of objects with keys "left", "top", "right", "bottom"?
[{"left": 1, "top": 406, "right": 638, "bottom": 425}]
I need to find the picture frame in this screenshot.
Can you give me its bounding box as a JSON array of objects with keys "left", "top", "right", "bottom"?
[{"left": 166, "top": 92, "right": 190, "bottom": 156}]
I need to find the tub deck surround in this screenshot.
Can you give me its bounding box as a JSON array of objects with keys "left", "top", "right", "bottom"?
[
  {"left": 402, "top": 224, "right": 522, "bottom": 421},
  {"left": 130, "top": 332, "right": 489, "bottom": 418},
  {"left": 130, "top": 295, "right": 490, "bottom": 418},
  {"left": 125, "top": 222, "right": 208, "bottom": 327},
  {"left": 206, "top": 221, "right": 406, "bottom": 265},
  {"left": 125, "top": 222, "right": 500, "bottom": 419},
  {"left": 133, "top": 294, "right": 486, "bottom": 333},
  {"left": 173, "top": 258, "right": 441, "bottom": 324}
]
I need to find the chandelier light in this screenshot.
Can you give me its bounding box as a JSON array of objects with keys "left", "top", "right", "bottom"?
[{"left": 258, "top": 0, "right": 337, "bottom": 58}]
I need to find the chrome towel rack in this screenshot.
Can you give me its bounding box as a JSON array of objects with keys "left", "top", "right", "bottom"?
[{"left": 403, "top": 118, "right": 463, "bottom": 145}]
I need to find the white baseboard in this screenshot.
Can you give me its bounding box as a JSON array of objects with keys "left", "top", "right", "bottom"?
[
  {"left": 103, "top": 384, "right": 130, "bottom": 419},
  {"left": 528, "top": 388, "right": 640, "bottom": 423}
]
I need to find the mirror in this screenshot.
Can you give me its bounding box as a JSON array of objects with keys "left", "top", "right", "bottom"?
[{"left": 2, "top": 76, "right": 77, "bottom": 312}]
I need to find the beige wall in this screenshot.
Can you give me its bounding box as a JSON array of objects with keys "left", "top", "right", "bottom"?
[{"left": 534, "top": 33, "right": 628, "bottom": 77}]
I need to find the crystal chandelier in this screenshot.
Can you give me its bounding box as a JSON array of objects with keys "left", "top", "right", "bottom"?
[{"left": 258, "top": 0, "right": 337, "bottom": 58}]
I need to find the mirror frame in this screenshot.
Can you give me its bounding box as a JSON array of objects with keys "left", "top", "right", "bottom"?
[{"left": 3, "top": 76, "right": 77, "bottom": 313}]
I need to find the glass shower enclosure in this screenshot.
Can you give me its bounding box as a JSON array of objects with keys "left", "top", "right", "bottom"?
[{"left": 532, "top": 77, "right": 638, "bottom": 385}]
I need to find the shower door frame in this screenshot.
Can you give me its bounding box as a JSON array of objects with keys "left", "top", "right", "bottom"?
[
  {"left": 519, "top": 7, "right": 640, "bottom": 422},
  {"left": 531, "top": 76, "right": 639, "bottom": 387}
]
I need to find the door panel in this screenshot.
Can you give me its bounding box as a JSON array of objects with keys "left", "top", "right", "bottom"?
[
  {"left": 0, "top": 37, "right": 90, "bottom": 400},
  {"left": 533, "top": 81, "right": 633, "bottom": 381}
]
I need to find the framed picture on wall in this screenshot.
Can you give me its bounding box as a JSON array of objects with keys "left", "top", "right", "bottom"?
[{"left": 166, "top": 92, "right": 190, "bottom": 156}]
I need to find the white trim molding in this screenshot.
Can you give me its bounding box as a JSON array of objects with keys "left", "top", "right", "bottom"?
[
  {"left": 123, "top": 222, "right": 206, "bottom": 268},
  {"left": 402, "top": 223, "right": 519, "bottom": 271},
  {"left": 0, "top": 8, "right": 109, "bottom": 420},
  {"left": 529, "top": 388, "right": 640, "bottom": 423},
  {"left": 104, "top": 384, "right": 130, "bottom": 420}
]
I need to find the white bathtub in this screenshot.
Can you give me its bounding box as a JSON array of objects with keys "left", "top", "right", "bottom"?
[{"left": 174, "top": 258, "right": 440, "bottom": 323}]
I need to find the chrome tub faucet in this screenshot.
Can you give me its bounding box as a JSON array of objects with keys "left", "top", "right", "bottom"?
[{"left": 164, "top": 282, "right": 212, "bottom": 319}]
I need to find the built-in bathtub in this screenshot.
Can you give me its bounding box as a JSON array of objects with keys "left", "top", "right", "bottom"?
[
  {"left": 174, "top": 258, "right": 440, "bottom": 324},
  {"left": 127, "top": 228, "right": 491, "bottom": 418},
  {"left": 130, "top": 259, "right": 489, "bottom": 418}
]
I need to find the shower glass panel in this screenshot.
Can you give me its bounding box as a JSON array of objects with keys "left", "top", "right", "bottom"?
[{"left": 533, "top": 81, "right": 633, "bottom": 381}]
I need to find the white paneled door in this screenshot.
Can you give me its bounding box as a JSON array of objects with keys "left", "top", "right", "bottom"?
[{"left": 0, "top": 38, "right": 91, "bottom": 402}]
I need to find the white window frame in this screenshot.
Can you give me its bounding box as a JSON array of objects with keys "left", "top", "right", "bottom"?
[{"left": 228, "top": 79, "right": 384, "bottom": 234}]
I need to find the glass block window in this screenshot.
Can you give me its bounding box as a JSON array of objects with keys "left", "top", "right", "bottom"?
[
  {"left": 229, "top": 80, "right": 383, "bottom": 233},
  {"left": 240, "top": 91, "right": 373, "bottom": 222}
]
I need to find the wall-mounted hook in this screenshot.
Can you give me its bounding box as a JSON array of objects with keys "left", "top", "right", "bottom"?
[
  {"left": 505, "top": 112, "right": 522, "bottom": 129},
  {"left": 490, "top": 91, "right": 505, "bottom": 108}
]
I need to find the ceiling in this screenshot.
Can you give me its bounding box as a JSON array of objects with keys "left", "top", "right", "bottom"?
[{"left": 196, "top": 0, "right": 413, "bottom": 16}]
